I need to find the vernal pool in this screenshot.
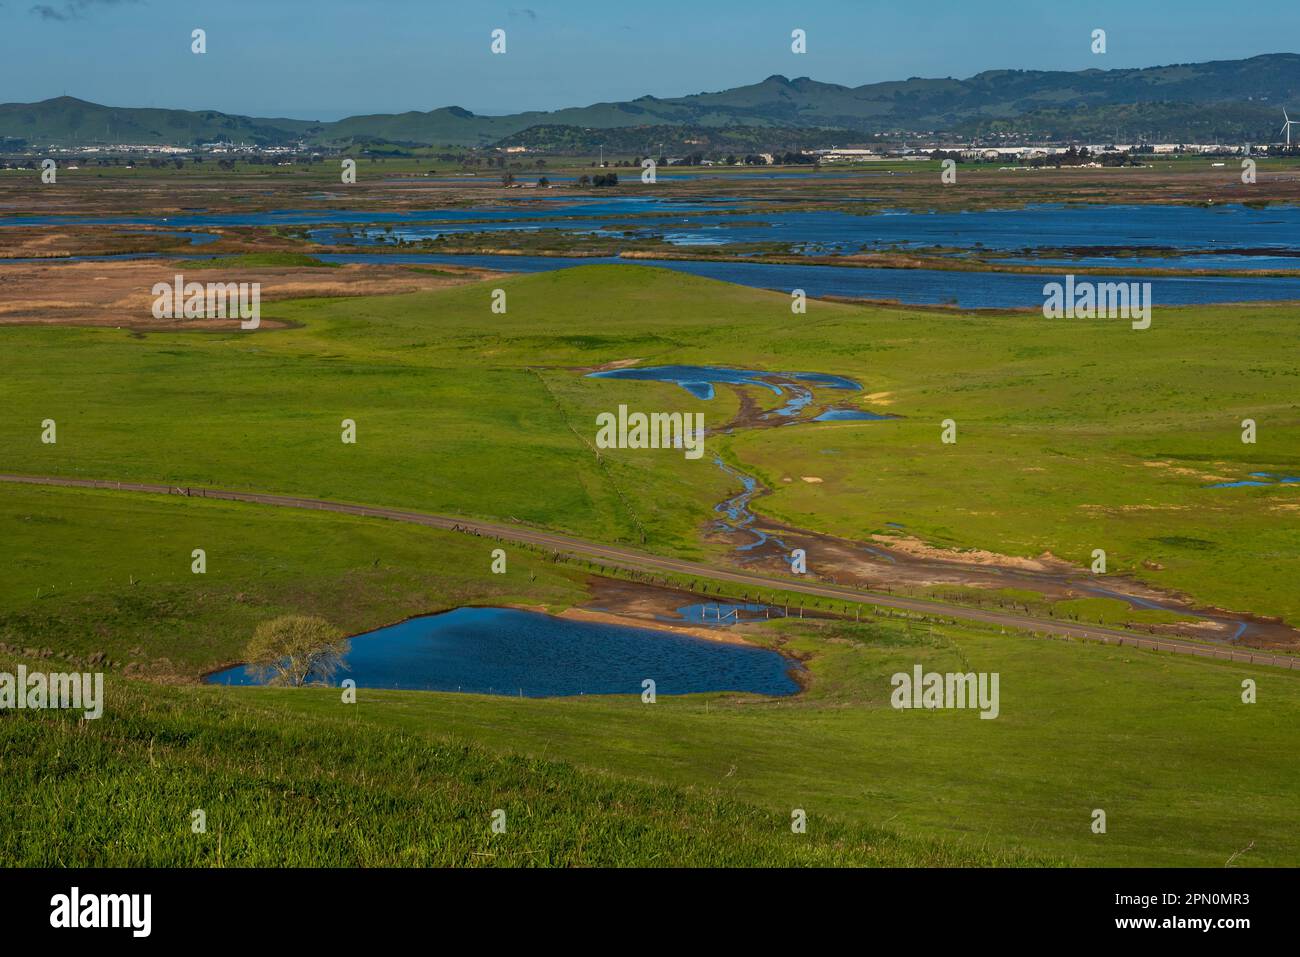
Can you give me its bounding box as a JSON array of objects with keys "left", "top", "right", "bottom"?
[
  {"left": 1204, "top": 472, "right": 1300, "bottom": 488},
  {"left": 586, "top": 364, "right": 863, "bottom": 423},
  {"left": 207, "top": 606, "right": 800, "bottom": 697},
  {"left": 586, "top": 364, "right": 860, "bottom": 400}
]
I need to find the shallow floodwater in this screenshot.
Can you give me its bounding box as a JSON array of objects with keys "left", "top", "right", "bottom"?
[
  {"left": 14, "top": 197, "right": 1300, "bottom": 306},
  {"left": 1204, "top": 472, "right": 1300, "bottom": 488},
  {"left": 302, "top": 202, "right": 1300, "bottom": 263},
  {"left": 667, "top": 602, "right": 785, "bottom": 626},
  {"left": 813, "top": 408, "right": 892, "bottom": 421},
  {"left": 206, "top": 606, "right": 799, "bottom": 697},
  {"left": 316, "top": 252, "right": 1300, "bottom": 307},
  {"left": 0, "top": 196, "right": 732, "bottom": 229},
  {"left": 587, "top": 364, "right": 860, "bottom": 399},
  {"left": 8, "top": 199, "right": 1299, "bottom": 261}
]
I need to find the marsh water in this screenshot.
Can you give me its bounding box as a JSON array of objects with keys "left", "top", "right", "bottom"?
[
  {"left": 7, "top": 198, "right": 1297, "bottom": 250},
  {"left": 11, "top": 199, "right": 1300, "bottom": 306},
  {"left": 206, "top": 606, "right": 799, "bottom": 697},
  {"left": 306, "top": 201, "right": 1300, "bottom": 260},
  {"left": 316, "top": 251, "right": 1300, "bottom": 307}
]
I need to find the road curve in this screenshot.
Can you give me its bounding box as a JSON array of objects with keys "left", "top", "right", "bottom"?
[{"left": 4, "top": 472, "right": 1297, "bottom": 670}]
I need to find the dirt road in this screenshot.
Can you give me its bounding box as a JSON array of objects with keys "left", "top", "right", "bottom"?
[{"left": 5, "top": 471, "right": 1297, "bottom": 670}]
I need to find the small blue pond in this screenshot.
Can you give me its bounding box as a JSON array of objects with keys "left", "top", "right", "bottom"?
[
  {"left": 1204, "top": 471, "right": 1300, "bottom": 488},
  {"left": 812, "top": 408, "right": 893, "bottom": 421},
  {"left": 206, "top": 606, "right": 799, "bottom": 697},
  {"left": 586, "top": 364, "right": 860, "bottom": 400},
  {"left": 666, "top": 602, "right": 786, "bottom": 626}
]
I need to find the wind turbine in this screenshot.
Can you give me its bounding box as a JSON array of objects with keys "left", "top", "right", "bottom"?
[{"left": 1282, "top": 108, "right": 1296, "bottom": 148}]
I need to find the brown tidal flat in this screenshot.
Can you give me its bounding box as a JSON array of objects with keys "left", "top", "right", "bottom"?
[
  {"left": 0, "top": 259, "right": 490, "bottom": 328},
  {"left": 5, "top": 158, "right": 1300, "bottom": 223}
]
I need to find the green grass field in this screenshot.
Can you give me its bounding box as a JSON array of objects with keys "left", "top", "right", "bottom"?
[
  {"left": 2, "top": 265, "right": 1297, "bottom": 620},
  {"left": 6, "top": 671, "right": 1030, "bottom": 867},
  {"left": 2, "top": 264, "right": 1297, "bottom": 866},
  {"left": 0, "top": 483, "right": 588, "bottom": 676},
  {"left": 2, "top": 481, "right": 1298, "bottom": 866}
]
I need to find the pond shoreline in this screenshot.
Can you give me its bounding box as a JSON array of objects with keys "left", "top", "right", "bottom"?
[{"left": 202, "top": 594, "right": 805, "bottom": 696}]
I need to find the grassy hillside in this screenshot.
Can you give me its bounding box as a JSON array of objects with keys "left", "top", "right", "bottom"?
[
  {"left": 0, "top": 483, "right": 589, "bottom": 677},
  {"left": 254, "top": 618, "right": 1300, "bottom": 867},
  {"left": 3, "top": 265, "right": 1297, "bottom": 866},
  {"left": 0, "top": 96, "right": 319, "bottom": 148},
  {"left": 2, "top": 482, "right": 1298, "bottom": 865},
  {"left": 1, "top": 264, "right": 1296, "bottom": 624},
  {"left": 2, "top": 669, "right": 1027, "bottom": 866}
]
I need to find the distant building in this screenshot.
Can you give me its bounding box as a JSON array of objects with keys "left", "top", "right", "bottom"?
[{"left": 812, "top": 147, "right": 881, "bottom": 162}]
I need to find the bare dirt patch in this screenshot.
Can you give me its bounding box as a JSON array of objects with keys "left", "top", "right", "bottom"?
[
  {"left": 0, "top": 259, "right": 488, "bottom": 328},
  {"left": 576, "top": 576, "right": 788, "bottom": 648},
  {"left": 870, "top": 534, "right": 1068, "bottom": 573}
]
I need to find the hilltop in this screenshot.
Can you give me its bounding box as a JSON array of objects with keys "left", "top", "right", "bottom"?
[{"left": 4, "top": 53, "right": 1300, "bottom": 148}]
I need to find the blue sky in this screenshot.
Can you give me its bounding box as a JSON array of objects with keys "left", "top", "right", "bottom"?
[{"left": 2, "top": 0, "right": 1297, "bottom": 119}]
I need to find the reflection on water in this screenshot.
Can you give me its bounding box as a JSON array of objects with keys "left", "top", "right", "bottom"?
[
  {"left": 206, "top": 606, "right": 799, "bottom": 697},
  {"left": 312, "top": 252, "right": 1300, "bottom": 307}
]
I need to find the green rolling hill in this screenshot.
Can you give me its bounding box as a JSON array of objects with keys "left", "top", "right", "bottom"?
[{"left": 3, "top": 53, "right": 1300, "bottom": 148}]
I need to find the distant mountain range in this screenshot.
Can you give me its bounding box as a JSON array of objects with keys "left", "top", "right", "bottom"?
[{"left": 5, "top": 53, "right": 1300, "bottom": 150}]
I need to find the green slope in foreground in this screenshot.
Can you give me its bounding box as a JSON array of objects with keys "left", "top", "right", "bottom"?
[
  {"left": 2, "top": 672, "right": 1030, "bottom": 867},
  {"left": 2, "top": 485, "right": 1298, "bottom": 866},
  {"left": 0, "top": 264, "right": 1296, "bottom": 626}
]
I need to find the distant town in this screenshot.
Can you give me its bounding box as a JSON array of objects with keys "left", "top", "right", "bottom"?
[{"left": 2, "top": 137, "right": 1294, "bottom": 174}]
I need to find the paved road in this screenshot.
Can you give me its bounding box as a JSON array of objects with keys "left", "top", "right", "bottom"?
[{"left": 4, "top": 472, "right": 1297, "bottom": 670}]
